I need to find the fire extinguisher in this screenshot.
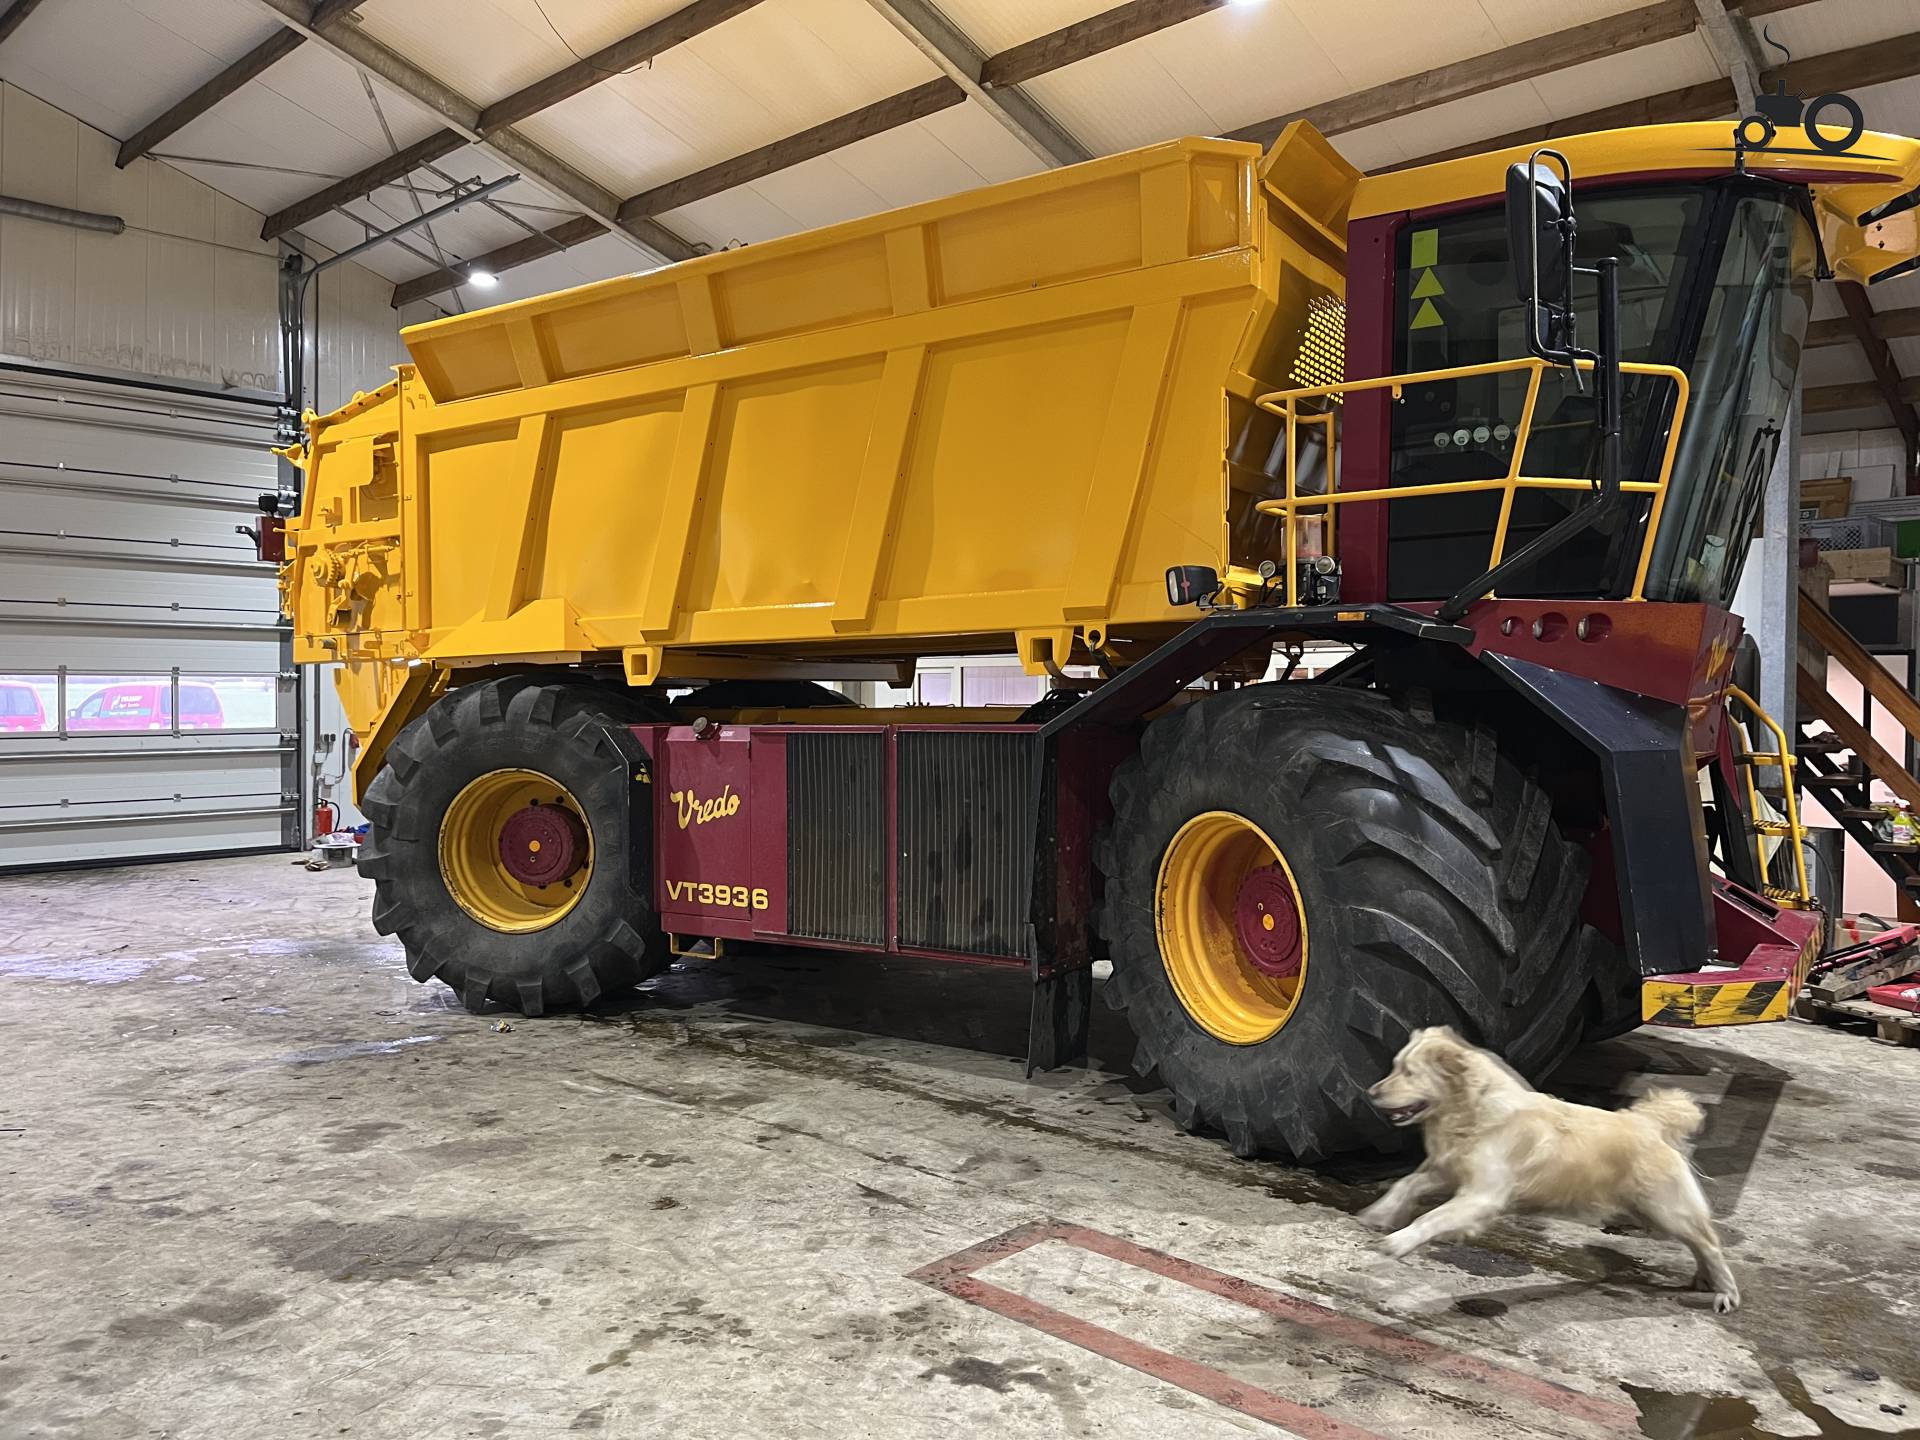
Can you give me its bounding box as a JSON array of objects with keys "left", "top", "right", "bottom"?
[{"left": 314, "top": 800, "right": 339, "bottom": 838}]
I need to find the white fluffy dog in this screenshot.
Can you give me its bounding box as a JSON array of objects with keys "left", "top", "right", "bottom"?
[{"left": 1359, "top": 1026, "right": 1738, "bottom": 1313}]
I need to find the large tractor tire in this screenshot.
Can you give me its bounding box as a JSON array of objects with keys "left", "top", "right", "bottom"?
[
  {"left": 1093, "top": 685, "right": 1622, "bottom": 1162},
  {"left": 357, "top": 676, "right": 668, "bottom": 1014}
]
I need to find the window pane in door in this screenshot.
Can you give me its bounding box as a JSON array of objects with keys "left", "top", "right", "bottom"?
[{"left": 0, "top": 675, "right": 56, "bottom": 734}]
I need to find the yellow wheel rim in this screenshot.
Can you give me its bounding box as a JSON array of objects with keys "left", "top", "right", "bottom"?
[
  {"left": 1155, "top": 810, "right": 1309, "bottom": 1045},
  {"left": 438, "top": 768, "right": 593, "bottom": 933}
]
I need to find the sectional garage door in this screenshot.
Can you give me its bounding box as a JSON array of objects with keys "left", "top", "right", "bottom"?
[{"left": 0, "top": 368, "right": 298, "bottom": 868}]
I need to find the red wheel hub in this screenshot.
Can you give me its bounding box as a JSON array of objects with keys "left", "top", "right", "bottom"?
[
  {"left": 1234, "top": 864, "right": 1302, "bottom": 978},
  {"left": 498, "top": 801, "right": 586, "bottom": 887}
]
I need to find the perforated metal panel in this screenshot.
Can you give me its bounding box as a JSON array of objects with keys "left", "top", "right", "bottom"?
[{"left": 1290, "top": 293, "right": 1346, "bottom": 397}]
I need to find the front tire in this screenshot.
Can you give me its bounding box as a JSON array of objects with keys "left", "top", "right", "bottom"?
[
  {"left": 1094, "top": 685, "right": 1621, "bottom": 1162},
  {"left": 357, "top": 677, "right": 668, "bottom": 1014}
]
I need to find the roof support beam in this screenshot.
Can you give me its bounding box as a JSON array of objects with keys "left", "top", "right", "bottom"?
[
  {"left": 115, "top": 1, "right": 367, "bottom": 169},
  {"left": 0, "top": 0, "right": 49, "bottom": 49},
  {"left": 1809, "top": 304, "right": 1920, "bottom": 346},
  {"left": 1805, "top": 376, "right": 1920, "bottom": 413},
  {"left": 1838, "top": 280, "right": 1920, "bottom": 473},
  {"left": 390, "top": 78, "right": 968, "bottom": 308},
  {"left": 479, "top": 0, "right": 762, "bottom": 132},
  {"left": 1230, "top": 0, "right": 1815, "bottom": 150},
  {"left": 1691, "top": 0, "right": 1764, "bottom": 113},
  {"left": 238, "top": 0, "right": 697, "bottom": 263},
  {"left": 257, "top": 0, "right": 760, "bottom": 247},
  {"left": 1396, "top": 27, "right": 1920, "bottom": 168},
  {"left": 980, "top": 0, "right": 1223, "bottom": 88},
  {"left": 862, "top": 0, "right": 1088, "bottom": 167}
]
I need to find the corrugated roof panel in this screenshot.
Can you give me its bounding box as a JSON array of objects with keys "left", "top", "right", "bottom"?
[
  {"left": 1283, "top": 0, "right": 1506, "bottom": 94},
  {"left": 0, "top": 0, "right": 276, "bottom": 141},
  {"left": 1020, "top": 47, "right": 1217, "bottom": 156},
  {"left": 1136, "top": 3, "right": 1360, "bottom": 135},
  {"left": 913, "top": 99, "right": 1050, "bottom": 186},
  {"left": 659, "top": 183, "right": 799, "bottom": 251},
  {"left": 150, "top": 42, "right": 454, "bottom": 230},
  {"left": 719, "top": 147, "right": 891, "bottom": 234},
  {"left": 515, "top": 84, "right": 706, "bottom": 197},
  {"left": 1474, "top": 0, "right": 1667, "bottom": 45},
  {"left": 1752, "top": 1, "right": 1920, "bottom": 65},
  {"left": 517, "top": 0, "right": 932, "bottom": 199},
  {"left": 1524, "top": 32, "right": 1719, "bottom": 122},
  {"left": 1338, "top": 81, "right": 1555, "bottom": 175},
  {"left": 355, "top": 0, "right": 694, "bottom": 110}
]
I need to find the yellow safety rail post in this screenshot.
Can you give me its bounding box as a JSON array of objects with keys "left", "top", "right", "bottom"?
[
  {"left": 1254, "top": 357, "right": 1692, "bottom": 606},
  {"left": 1723, "top": 684, "right": 1814, "bottom": 908}
]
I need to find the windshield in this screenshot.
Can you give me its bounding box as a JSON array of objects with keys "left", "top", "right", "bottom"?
[
  {"left": 1642, "top": 195, "right": 1814, "bottom": 603},
  {"left": 1383, "top": 181, "right": 1813, "bottom": 607}
]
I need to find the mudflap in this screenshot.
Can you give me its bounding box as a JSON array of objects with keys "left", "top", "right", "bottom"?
[{"left": 1642, "top": 878, "right": 1822, "bottom": 1027}]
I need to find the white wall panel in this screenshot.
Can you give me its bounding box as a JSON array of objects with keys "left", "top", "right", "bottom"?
[{"left": 0, "top": 81, "right": 402, "bottom": 397}]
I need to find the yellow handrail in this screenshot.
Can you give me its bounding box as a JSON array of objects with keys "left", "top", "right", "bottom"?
[
  {"left": 1723, "top": 683, "right": 1813, "bottom": 908},
  {"left": 1252, "top": 356, "right": 1692, "bottom": 607}
]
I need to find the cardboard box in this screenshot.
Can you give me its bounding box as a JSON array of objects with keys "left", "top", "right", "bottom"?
[
  {"left": 1825, "top": 546, "right": 1901, "bottom": 586},
  {"left": 1801, "top": 475, "right": 1854, "bottom": 520}
]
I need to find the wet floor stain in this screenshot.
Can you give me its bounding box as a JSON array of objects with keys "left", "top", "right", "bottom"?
[
  {"left": 276, "top": 1035, "right": 437, "bottom": 1065},
  {"left": 1427, "top": 1243, "right": 1534, "bottom": 1278},
  {"left": 0, "top": 953, "right": 154, "bottom": 985},
  {"left": 919, "top": 1355, "right": 1086, "bottom": 1404},
  {"left": 321, "top": 1120, "right": 404, "bottom": 1154},
  {"left": 266, "top": 1215, "right": 552, "bottom": 1283},
  {"left": 1628, "top": 1370, "right": 1920, "bottom": 1439},
  {"left": 106, "top": 1288, "right": 284, "bottom": 1339},
  {"left": 1452, "top": 1296, "right": 1509, "bottom": 1319},
  {"left": 583, "top": 1298, "right": 753, "bottom": 1373}
]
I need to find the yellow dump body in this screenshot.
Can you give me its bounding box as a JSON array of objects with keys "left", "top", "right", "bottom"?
[{"left": 287, "top": 127, "right": 1358, "bottom": 734}]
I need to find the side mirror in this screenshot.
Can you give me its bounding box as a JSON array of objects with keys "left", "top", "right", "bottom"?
[{"left": 1505, "top": 158, "right": 1573, "bottom": 307}]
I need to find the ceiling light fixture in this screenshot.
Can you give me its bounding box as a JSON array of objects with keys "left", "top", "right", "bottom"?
[{"left": 466, "top": 268, "right": 499, "bottom": 288}]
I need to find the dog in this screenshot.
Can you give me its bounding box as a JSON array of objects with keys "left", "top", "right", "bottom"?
[{"left": 1359, "top": 1026, "right": 1738, "bottom": 1313}]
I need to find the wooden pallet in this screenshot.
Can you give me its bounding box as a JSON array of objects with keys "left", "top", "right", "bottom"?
[{"left": 1794, "top": 993, "right": 1920, "bottom": 1046}]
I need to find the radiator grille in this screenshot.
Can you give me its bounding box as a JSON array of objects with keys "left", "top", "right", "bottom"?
[
  {"left": 897, "top": 731, "right": 1034, "bottom": 959},
  {"left": 786, "top": 732, "right": 886, "bottom": 945}
]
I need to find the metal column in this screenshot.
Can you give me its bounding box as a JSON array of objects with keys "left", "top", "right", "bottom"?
[{"left": 1756, "top": 388, "right": 1801, "bottom": 771}]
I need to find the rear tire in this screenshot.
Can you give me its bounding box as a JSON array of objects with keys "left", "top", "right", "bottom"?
[
  {"left": 1093, "top": 685, "right": 1623, "bottom": 1162},
  {"left": 357, "top": 677, "right": 668, "bottom": 1014}
]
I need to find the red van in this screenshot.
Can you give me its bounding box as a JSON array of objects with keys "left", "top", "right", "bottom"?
[
  {"left": 68, "top": 683, "right": 224, "bottom": 732},
  {"left": 0, "top": 680, "right": 47, "bottom": 732}
]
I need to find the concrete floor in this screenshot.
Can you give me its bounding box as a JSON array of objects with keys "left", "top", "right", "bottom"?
[{"left": 3, "top": 856, "right": 1919, "bottom": 1439}]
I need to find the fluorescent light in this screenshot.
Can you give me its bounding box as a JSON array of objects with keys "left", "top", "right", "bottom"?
[{"left": 466, "top": 268, "right": 498, "bottom": 288}]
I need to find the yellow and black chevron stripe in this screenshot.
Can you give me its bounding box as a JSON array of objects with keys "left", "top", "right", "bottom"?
[
  {"left": 1643, "top": 927, "right": 1820, "bottom": 1028},
  {"left": 1642, "top": 977, "right": 1790, "bottom": 1027}
]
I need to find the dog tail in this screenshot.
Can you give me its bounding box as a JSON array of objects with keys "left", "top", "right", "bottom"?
[{"left": 1630, "top": 1088, "right": 1704, "bottom": 1145}]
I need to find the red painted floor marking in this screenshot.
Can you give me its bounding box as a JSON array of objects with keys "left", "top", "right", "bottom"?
[{"left": 908, "top": 1221, "right": 1640, "bottom": 1435}]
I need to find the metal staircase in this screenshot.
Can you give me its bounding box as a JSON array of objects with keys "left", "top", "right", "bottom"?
[{"left": 1796, "top": 589, "right": 1920, "bottom": 907}]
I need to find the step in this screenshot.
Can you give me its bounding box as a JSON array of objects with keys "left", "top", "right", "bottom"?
[
  {"left": 1752, "top": 820, "right": 1802, "bottom": 837},
  {"left": 1839, "top": 806, "right": 1885, "bottom": 820},
  {"left": 1874, "top": 842, "right": 1920, "bottom": 854},
  {"left": 1797, "top": 738, "right": 1855, "bottom": 754},
  {"left": 1802, "top": 771, "right": 1872, "bottom": 790}
]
